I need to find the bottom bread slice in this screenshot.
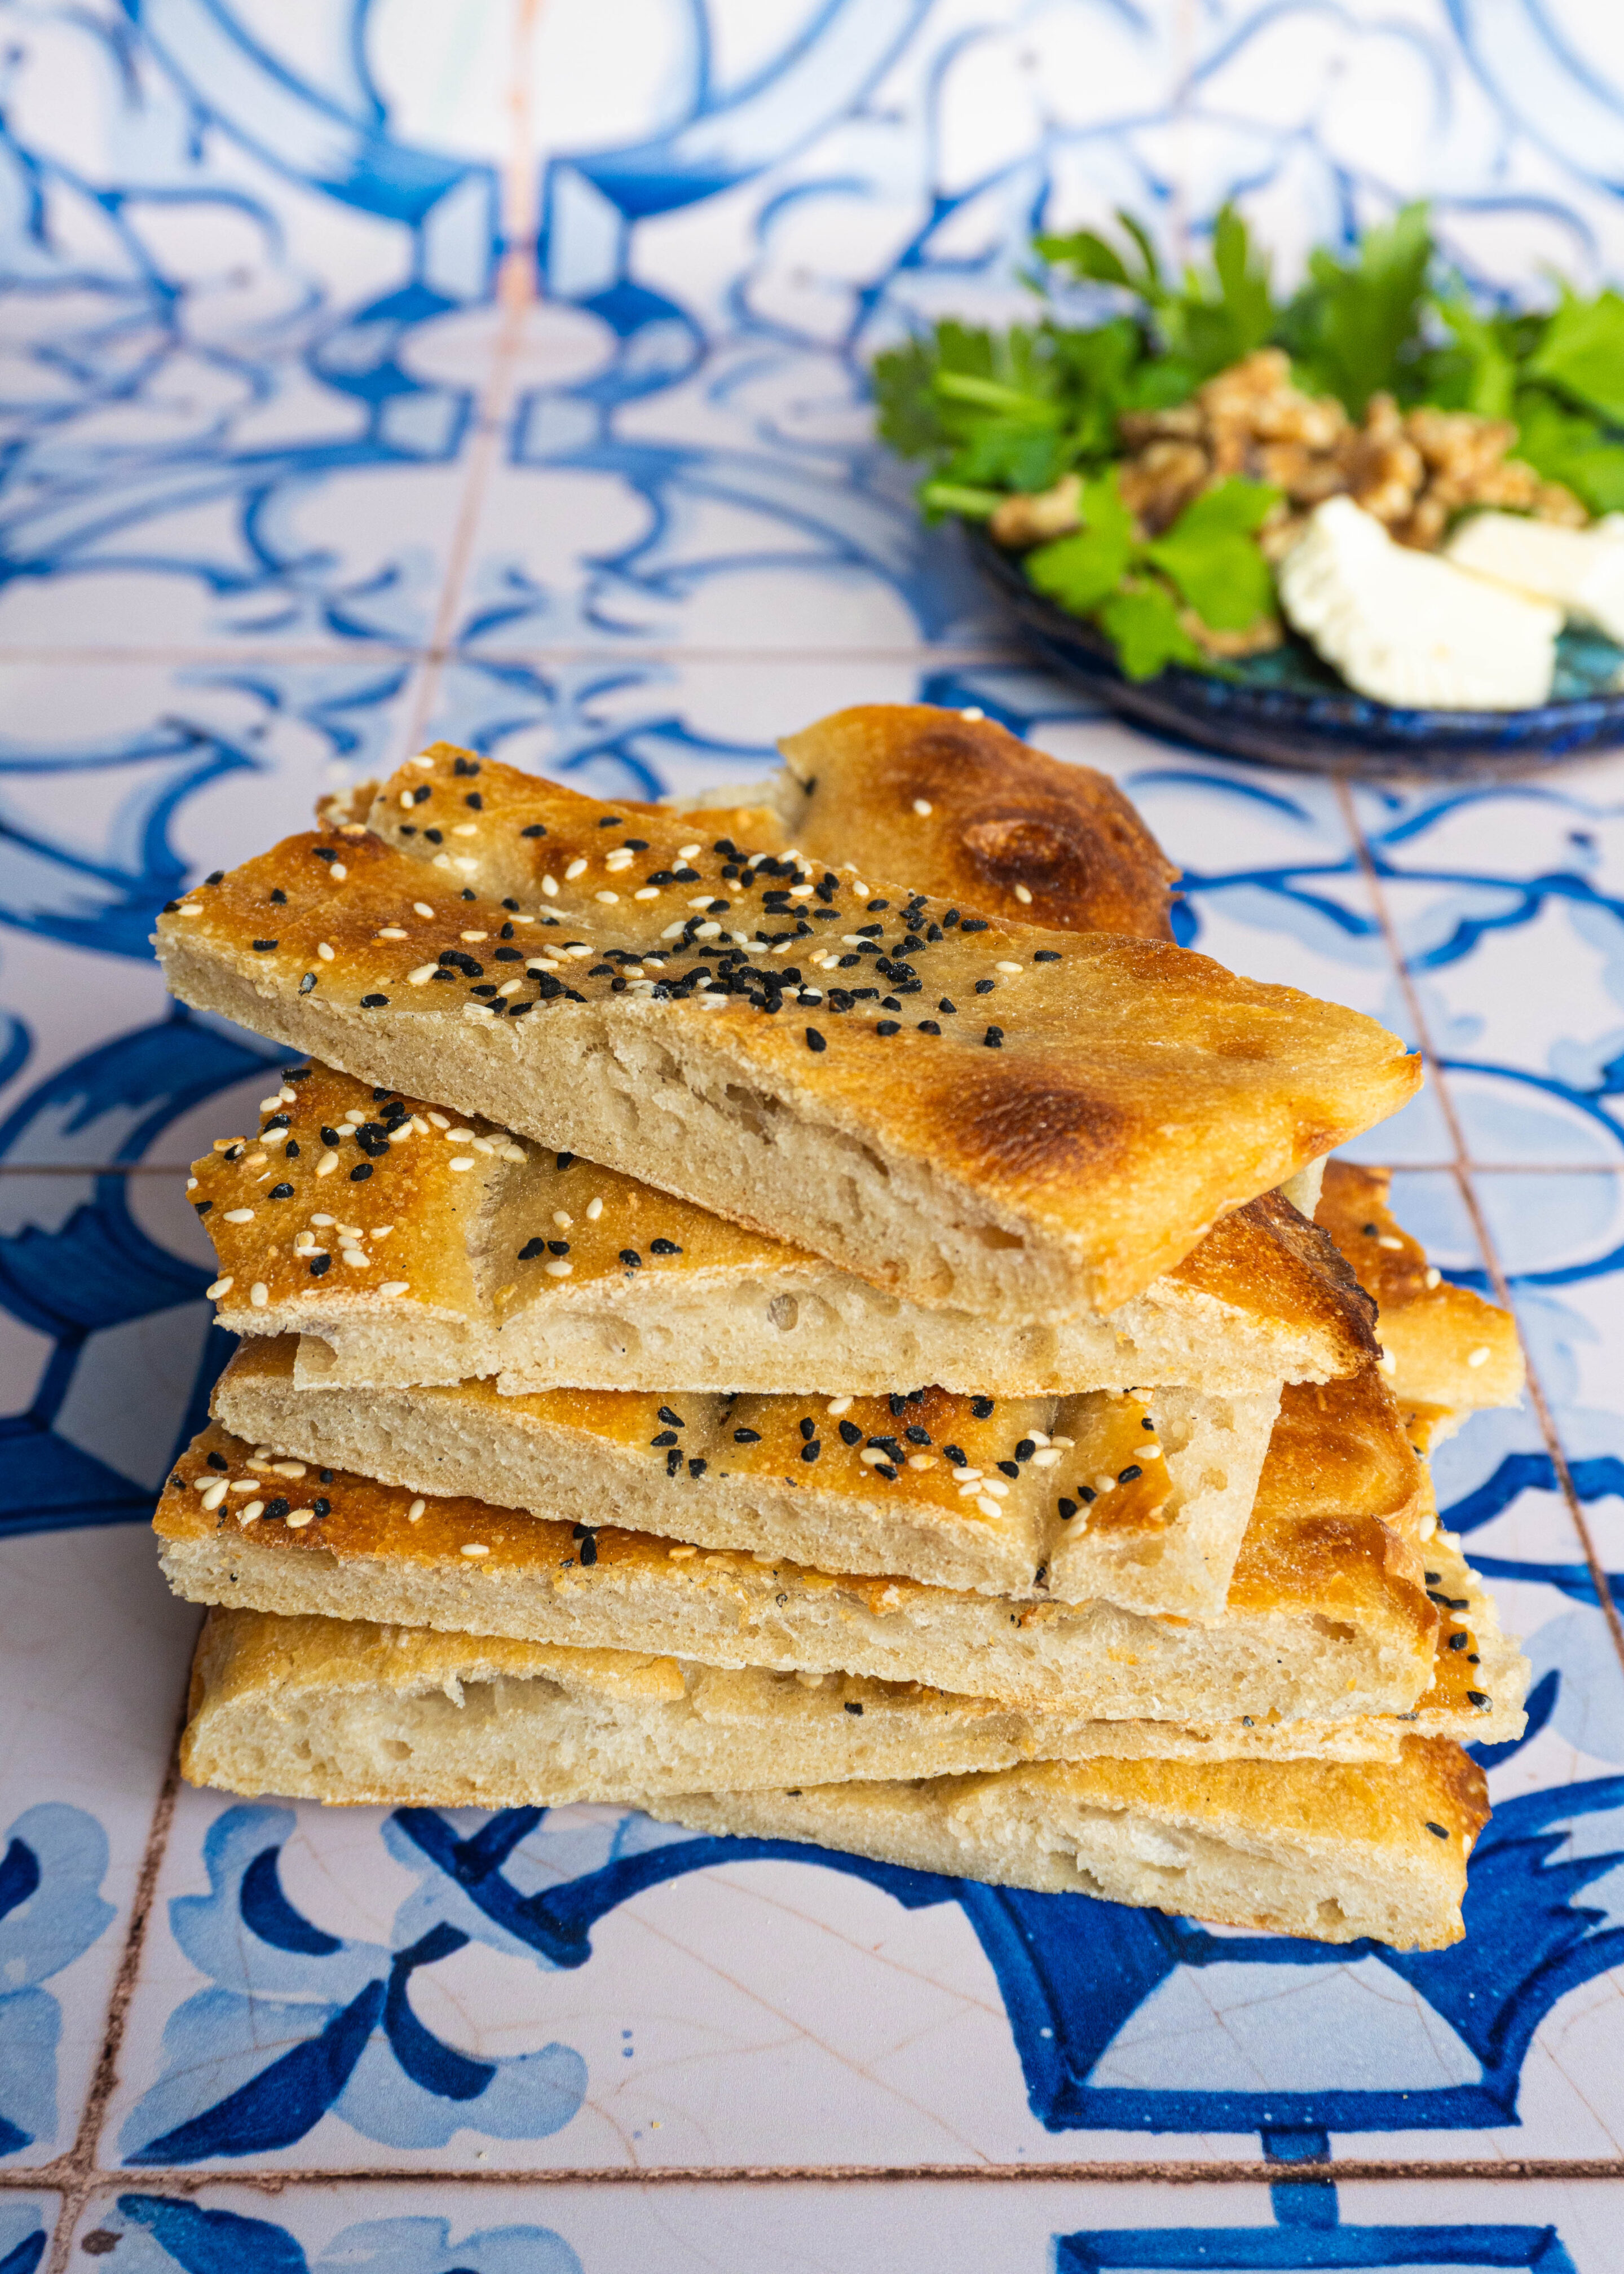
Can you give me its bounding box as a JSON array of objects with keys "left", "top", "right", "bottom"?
[{"left": 650, "top": 1739, "right": 1485, "bottom": 1950}]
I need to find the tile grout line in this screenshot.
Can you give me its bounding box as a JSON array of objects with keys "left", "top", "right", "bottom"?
[
  {"left": 1337, "top": 779, "right": 1624, "bottom": 1669},
  {"left": 34, "top": 1678, "right": 191, "bottom": 2269},
  {"left": 4, "top": 2155, "right": 1623, "bottom": 2196}
]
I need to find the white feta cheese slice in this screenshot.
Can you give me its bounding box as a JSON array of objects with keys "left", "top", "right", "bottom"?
[
  {"left": 1445, "top": 509, "right": 1624, "bottom": 645},
  {"left": 1278, "top": 496, "right": 1561, "bottom": 711}
]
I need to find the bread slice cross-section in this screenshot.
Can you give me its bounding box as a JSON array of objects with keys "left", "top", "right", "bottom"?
[{"left": 154, "top": 744, "right": 1421, "bottom": 1319}]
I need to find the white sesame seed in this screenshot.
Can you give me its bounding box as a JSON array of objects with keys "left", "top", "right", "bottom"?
[
  {"left": 377, "top": 927, "right": 408, "bottom": 940},
  {"left": 380, "top": 1280, "right": 409, "bottom": 1297},
  {"left": 1030, "top": 1447, "right": 1063, "bottom": 1467},
  {"left": 668, "top": 1544, "right": 696, "bottom": 1559},
  {"left": 342, "top": 1248, "right": 369, "bottom": 1267},
  {"left": 695, "top": 923, "right": 722, "bottom": 940},
  {"left": 541, "top": 875, "right": 559, "bottom": 896},
  {"left": 677, "top": 843, "right": 700, "bottom": 859},
  {"left": 178, "top": 903, "right": 202, "bottom": 916},
  {"left": 452, "top": 823, "right": 478, "bottom": 837},
  {"left": 1467, "top": 1346, "right": 1491, "bottom": 1368},
  {"left": 981, "top": 1478, "right": 1009, "bottom": 1498},
  {"left": 449, "top": 1156, "right": 475, "bottom": 1171},
  {"left": 464, "top": 1003, "right": 495, "bottom": 1020},
  {"left": 501, "top": 1143, "right": 525, "bottom": 1162},
  {"left": 906, "top": 1453, "right": 936, "bottom": 1469},
  {"left": 527, "top": 957, "right": 561, "bottom": 973},
  {"left": 688, "top": 895, "right": 714, "bottom": 909},
  {"left": 239, "top": 1500, "right": 263, "bottom": 1524},
  {"left": 595, "top": 890, "right": 620, "bottom": 904},
  {"left": 223, "top": 1207, "right": 254, "bottom": 1224},
  {"left": 497, "top": 979, "right": 522, "bottom": 996},
  {"left": 660, "top": 922, "right": 685, "bottom": 938},
  {"left": 1376, "top": 1234, "right": 1404, "bottom": 1250},
  {"left": 294, "top": 1232, "right": 316, "bottom": 1251},
  {"left": 604, "top": 849, "right": 634, "bottom": 871},
  {"left": 245, "top": 1152, "right": 267, "bottom": 1167},
  {"left": 285, "top": 1509, "right": 315, "bottom": 1528},
  {"left": 995, "top": 960, "right": 1023, "bottom": 975},
  {"left": 1425, "top": 1266, "right": 1441, "bottom": 1289},
  {"left": 432, "top": 853, "right": 452, "bottom": 869},
  {"left": 187, "top": 1176, "right": 198, "bottom": 1191},
  {"left": 553, "top": 1210, "right": 572, "bottom": 1228},
  {"left": 634, "top": 887, "right": 659, "bottom": 900},
  {"left": 408, "top": 964, "right": 438, "bottom": 986},
  {"left": 447, "top": 1126, "right": 475, "bottom": 1140},
  {"left": 374, "top": 1224, "right": 394, "bottom": 1236},
  {"left": 316, "top": 1151, "right": 338, "bottom": 1176},
  {"left": 699, "top": 991, "right": 727, "bottom": 1006},
  {"left": 414, "top": 901, "right": 435, "bottom": 917},
  {"left": 249, "top": 1282, "right": 268, "bottom": 1307},
  {"left": 912, "top": 798, "right": 933, "bottom": 816},
  {"left": 1049, "top": 1435, "right": 1074, "bottom": 1449},
  {"left": 960, "top": 706, "right": 984, "bottom": 720},
  {"left": 329, "top": 863, "right": 347, "bottom": 880},
  {"left": 311, "top": 1213, "right": 334, "bottom": 1226},
  {"left": 564, "top": 857, "right": 588, "bottom": 880},
  {"left": 975, "top": 1495, "right": 1003, "bottom": 1518},
  {"left": 566, "top": 944, "right": 593, "bottom": 958},
  {"left": 827, "top": 1396, "right": 853, "bottom": 1415},
  {"left": 461, "top": 1543, "right": 489, "bottom": 1558},
  {"left": 544, "top": 1258, "right": 572, "bottom": 1276},
  {"left": 586, "top": 1196, "right": 603, "bottom": 1219},
  {"left": 1013, "top": 884, "right": 1032, "bottom": 904},
  {"left": 788, "top": 884, "right": 813, "bottom": 898},
  {"left": 199, "top": 1478, "right": 228, "bottom": 1510},
  {"left": 317, "top": 942, "right": 335, "bottom": 961},
  {"left": 453, "top": 857, "right": 478, "bottom": 873},
  {"left": 470, "top": 1136, "right": 495, "bottom": 1154},
  {"left": 258, "top": 1094, "right": 283, "bottom": 1113}
]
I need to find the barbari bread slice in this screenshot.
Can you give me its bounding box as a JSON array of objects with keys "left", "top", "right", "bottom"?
[
  {"left": 212, "top": 1336, "right": 1277, "bottom": 1617},
  {"left": 1317, "top": 1160, "right": 1525, "bottom": 1439},
  {"left": 156, "top": 1422, "right": 1452, "bottom": 1721},
  {"left": 176, "top": 1521, "right": 1524, "bottom": 1817},
  {"left": 192, "top": 1064, "right": 1376, "bottom": 1396},
  {"left": 653, "top": 1738, "right": 1486, "bottom": 1950},
  {"left": 153, "top": 743, "right": 1420, "bottom": 1317},
  {"left": 212, "top": 1342, "right": 1428, "bottom": 1619}
]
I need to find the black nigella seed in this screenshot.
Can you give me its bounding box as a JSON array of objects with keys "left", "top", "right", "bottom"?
[
  {"left": 320, "top": 1127, "right": 341, "bottom": 1147},
  {"left": 943, "top": 1444, "right": 967, "bottom": 1466},
  {"left": 312, "top": 1499, "right": 330, "bottom": 1518},
  {"left": 206, "top": 869, "right": 224, "bottom": 885},
  {"left": 519, "top": 1238, "right": 545, "bottom": 1260},
  {"left": 734, "top": 1428, "right": 762, "bottom": 1444},
  {"left": 284, "top": 1141, "right": 299, "bottom": 1159},
  {"left": 465, "top": 791, "right": 483, "bottom": 809},
  {"left": 689, "top": 1457, "right": 707, "bottom": 1478},
  {"left": 975, "top": 979, "right": 995, "bottom": 994},
  {"left": 193, "top": 1198, "right": 212, "bottom": 1214},
  {"left": 319, "top": 1469, "right": 334, "bottom": 1483},
  {"left": 805, "top": 1028, "right": 826, "bottom": 1052},
  {"left": 252, "top": 938, "right": 278, "bottom": 952},
  {"left": 665, "top": 1448, "right": 682, "bottom": 1477},
  {"left": 1467, "top": 1690, "right": 1491, "bottom": 1707},
  {"left": 917, "top": 1020, "right": 941, "bottom": 1035},
  {"left": 874, "top": 1462, "right": 897, "bottom": 1480},
  {"left": 905, "top": 1426, "right": 932, "bottom": 1446},
  {"left": 844, "top": 1700, "right": 863, "bottom": 1715},
  {"left": 939, "top": 998, "right": 957, "bottom": 1015},
  {"left": 659, "top": 1407, "right": 686, "bottom": 1429},
  {"left": 314, "top": 845, "right": 341, "bottom": 860},
  {"left": 1425, "top": 1821, "right": 1449, "bottom": 1838},
  {"left": 1034, "top": 949, "right": 1061, "bottom": 963},
  {"left": 839, "top": 1421, "right": 862, "bottom": 1446},
  {"left": 983, "top": 1025, "right": 1004, "bottom": 1048},
  {"left": 556, "top": 1152, "right": 575, "bottom": 1171},
  {"left": 207, "top": 1450, "right": 229, "bottom": 1471},
  {"left": 268, "top": 1182, "right": 294, "bottom": 1200},
  {"left": 1079, "top": 1484, "right": 1097, "bottom": 1504},
  {"left": 997, "top": 1460, "right": 1020, "bottom": 1479},
  {"left": 424, "top": 828, "right": 443, "bottom": 843},
  {"left": 579, "top": 1533, "right": 598, "bottom": 1565},
  {"left": 875, "top": 1020, "right": 899, "bottom": 1037},
  {"left": 453, "top": 756, "right": 480, "bottom": 775},
  {"left": 961, "top": 918, "right": 988, "bottom": 932},
  {"left": 1424, "top": 1570, "right": 1441, "bottom": 1585},
  {"left": 1015, "top": 1438, "right": 1035, "bottom": 1460},
  {"left": 361, "top": 993, "right": 389, "bottom": 1007},
  {"left": 298, "top": 973, "right": 316, "bottom": 993},
  {"left": 269, "top": 888, "right": 286, "bottom": 905},
  {"left": 1117, "top": 1464, "right": 1142, "bottom": 1484},
  {"left": 1448, "top": 1632, "right": 1468, "bottom": 1650},
  {"left": 263, "top": 1497, "right": 289, "bottom": 1522},
  {"left": 461, "top": 889, "right": 477, "bottom": 901},
  {"left": 309, "top": 1255, "right": 330, "bottom": 1276},
  {"left": 620, "top": 1249, "right": 642, "bottom": 1268},
  {"left": 972, "top": 1397, "right": 995, "bottom": 1420},
  {"left": 349, "top": 1163, "right": 373, "bottom": 1182},
  {"left": 1057, "top": 1497, "right": 1078, "bottom": 1519},
  {"left": 798, "top": 1416, "right": 816, "bottom": 1440},
  {"left": 522, "top": 823, "right": 547, "bottom": 838},
  {"left": 547, "top": 1239, "right": 569, "bottom": 1257},
  {"left": 650, "top": 1238, "right": 682, "bottom": 1255},
  {"left": 651, "top": 1431, "right": 677, "bottom": 1448},
  {"left": 801, "top": 1440, "right": 821, "bottom": 1462}
]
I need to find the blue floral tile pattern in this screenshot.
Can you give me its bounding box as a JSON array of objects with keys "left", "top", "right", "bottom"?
[{"left": 1, "top": 0, "right": 1624, "bottom": 2238}]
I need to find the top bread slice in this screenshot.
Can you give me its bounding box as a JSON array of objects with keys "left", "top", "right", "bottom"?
[
  {"left": 192, "top": 1063, "right": 1376, "bottom": 1396},
  {"left": 153, "top": 742, "right": 1420, "bottom": 1318}
]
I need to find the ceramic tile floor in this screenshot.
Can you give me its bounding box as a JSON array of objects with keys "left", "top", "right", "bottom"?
[{"left": 6, "top": 0, "right": 1624, "bottom": 2262}]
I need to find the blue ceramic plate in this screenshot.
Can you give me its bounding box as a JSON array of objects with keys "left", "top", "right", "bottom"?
[{"left": 969, "top": 526, "right": 1624, "bottom": 777}]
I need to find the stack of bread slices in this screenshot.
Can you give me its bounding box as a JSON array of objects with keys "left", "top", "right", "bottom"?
[{"left": 152, "top": 704, "right": 1528, "bottom": 1952}]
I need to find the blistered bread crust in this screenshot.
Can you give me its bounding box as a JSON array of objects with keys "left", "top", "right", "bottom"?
[
  {"left": 154, "top": 744, "right": 1420, "bottom": 1316},
  {"left": 775, "top": 704, "right": 1180, "bottom": 940}
]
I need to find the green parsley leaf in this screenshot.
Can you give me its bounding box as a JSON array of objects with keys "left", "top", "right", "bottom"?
[
  {"left": 1526, "top": 288, "right": 1624, "bottom": 425},
  {"left": 1513, "top": 386, "right": 1624, "bottom": 514},
  {"left": 1144, "top": 478, "right": 1280, "bottom": 630},
  {"left": 1097, "top": 581, "right": 1203, "bottom": 680},
  {"left": 1024, "top": 472, "right": 1135, "bottom": 614},
  {"left": 1287, "top": 202, "right": 1433, "bottom": 415},
  {"left": 1429, "top": 293, "right": 1517, "bottom": 420}
]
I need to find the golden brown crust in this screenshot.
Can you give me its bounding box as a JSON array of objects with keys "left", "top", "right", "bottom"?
[
  {"left": 775, "top": 704, "right": 1179, "bottom": 939},
  {"left": 1161, "top": 1187, "right": 1378, "bottom": 1375},
  {"left": 153, "top": 745, "right": 1421, "bottom": 1314},
  {"left": 1255, "top": 1363, "right": 1422, "bottom": 1528},
  {"left": 1317, "top": 1161, "right": 1524, "bottom": 1411}
]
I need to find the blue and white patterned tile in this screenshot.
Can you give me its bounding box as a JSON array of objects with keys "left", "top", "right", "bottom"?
[
  {"left": 59, "top": 2174, "right": 1624, "bottom": 2272},
  {"left": 0, "top": 2198, "right": 55, "bottom": 2274},
  {"left": 0, "top": 1504, "right": 196, "bottom": 2170},
  {"left": 0, "top": 658, "right": 424, "bottom": 1161}
]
